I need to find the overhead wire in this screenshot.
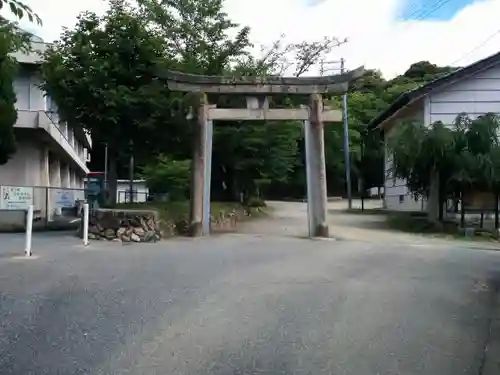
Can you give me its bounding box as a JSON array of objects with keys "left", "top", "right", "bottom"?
[
  {"left": 406, "top": 0, "right": 453, "bottom": 21},
  {"left": 340, "top": 0, "right": 456, "bottom": 72},
  {"left": 449, "top": 28, "right": 500, "bottom": 66}
]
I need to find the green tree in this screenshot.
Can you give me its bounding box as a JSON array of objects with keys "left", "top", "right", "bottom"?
[
  {"left": 0, "top": 0, "right": 39, "bottom": 164},
  {"left": 388, "top": 119, "right": 456, "bottom": 221},
  {"left": 402, "top": 61, "right": 456, "bottom": 82},
  {"left": 41, "top": 0, "right": 169, "bottom": 203},
  {"left": 388, "top": 113, "right": 500, "bottom": 224},
  {"left": 142, "top": 155, "right": 191, "bottom": 200},
  {"left": 0, "top": 0, "right": 41, "bottom": 24},
  {"left": 449, "top": 114, "right": 500, "bottom": 226},
  {"left": 136, "top": 0, "right": 251, "bottom": 75},
  {"left": 0, "top": 22, "right": 19, "bottom": 164},
  {"left": 340, "top": 61, "right": 459, "bottom": 198},
  {"left": 0, "top": 17, "right": 31, "bottom": 164},
  {"left": 211, "top": 35, "right": 345, "bottom": 200}
]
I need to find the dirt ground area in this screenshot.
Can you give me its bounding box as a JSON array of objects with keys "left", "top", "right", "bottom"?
[{"left": 239, "top": 199, "right": 500, "bottom": 249}]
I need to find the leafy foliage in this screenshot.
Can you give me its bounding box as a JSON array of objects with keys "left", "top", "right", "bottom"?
[
  {"left": 41, "top": 0, "right": 172, "bottom": 201},
  {"left": 40, "top": 0, "right": 463, "bottom": 203},
  {"left": 0, "top": 19, "right": 30, "bottom": 164},
  {"left": 0, "top": 0, "right": 37, "bottom": 164},
  {"left": 332, "top": 62, "right": 458, "bottom": 194},
  {"left": 136, "top": 0, "right": 251, "bottom": 75},
  {"left": 0, "top": 0, "right": 41, "bottom": 24},
  {"left": 388, "top": 113, "right": 500, "bottom": 216},
  {"left": 142, "top": 155, "right": 191, "bottom": 200}
]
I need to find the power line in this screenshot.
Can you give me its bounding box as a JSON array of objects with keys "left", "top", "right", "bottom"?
[
  {"left": 449, "top": 28, "right": 500, "bottom": 66},
  {"left": 411, "top": 0, "right": 453, "bottom": 21},
  {"left": 340, "top": 0, "right": 455, "bottom": 72}
]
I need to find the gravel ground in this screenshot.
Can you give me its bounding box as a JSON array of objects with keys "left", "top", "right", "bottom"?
[{"left": 0, "top": 202, "right": 499, "bottom": 374}]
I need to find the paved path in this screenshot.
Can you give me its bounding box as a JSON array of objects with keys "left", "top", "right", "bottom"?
[{"left": 0, "top": 203, "right": 500, "bottom": 374}]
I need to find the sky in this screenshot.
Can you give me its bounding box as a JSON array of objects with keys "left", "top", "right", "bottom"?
[{"left": 10, "top": 0, "right": 500, "bottom": 79}]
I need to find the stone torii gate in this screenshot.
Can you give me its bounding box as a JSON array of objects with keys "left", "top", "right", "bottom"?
[{"left": 161, "top": 68, "right": 364, "bottom": 238}]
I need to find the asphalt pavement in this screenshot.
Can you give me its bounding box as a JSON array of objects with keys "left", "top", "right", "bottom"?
[{"left": 0, "top": 228, "right": 500, "bottom": 374}]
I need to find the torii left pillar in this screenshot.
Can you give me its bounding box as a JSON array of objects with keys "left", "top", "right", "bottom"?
[
  {"left": 189, "top": 92, "right": 208, "bottom": 237},
  {"left": 307, "top": 93, "right": 329, "bottom": 237}
]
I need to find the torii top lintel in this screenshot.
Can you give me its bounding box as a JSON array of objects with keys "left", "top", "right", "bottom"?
[{"left": 158, "top": 66, "right": 364, "bottom": 95}]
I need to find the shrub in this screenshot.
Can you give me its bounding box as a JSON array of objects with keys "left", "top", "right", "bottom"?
[{"left": 245, "top": 196, "right": 266, "bottom": 208}]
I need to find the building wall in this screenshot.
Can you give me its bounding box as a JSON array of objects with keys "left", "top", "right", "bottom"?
[
  {"left": 0, "top": 41, "right": 89, "bottom": 225},
  {"left": 427, "top": 64, "right": 500, "bottom": 124},
  {"left": 12, "top": 68, "right": 89, "bottom": 171},
  {"left": 383, "top": 106, "right": 427, "bottom": 211},
  {"left": 116, "top": 181, "right": 149, "bottom": 203},
  {"left": 0, "top": 135, "right": 87, "bottom": 216},
  {"left": 383, "top": 63, "right": 500, "bottom": 212},
  {"left": 0, "top": 138, "right": 42, "bottom": 186}
]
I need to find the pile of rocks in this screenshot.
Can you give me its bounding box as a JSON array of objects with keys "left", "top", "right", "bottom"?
[
  {"left": 83, "top": 209, "right": 162, "bottom": 243},
  {"left": 79, "top": 205, "right": 260, "bottom": 242}
]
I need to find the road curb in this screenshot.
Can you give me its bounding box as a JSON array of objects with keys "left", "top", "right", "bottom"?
[{"left": 481, "top": 287, "right": 500, "bottom": 374}]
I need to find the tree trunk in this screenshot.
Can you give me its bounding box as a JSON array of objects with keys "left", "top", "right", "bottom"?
[
  {"left": 128, "top": 153, "right": 134, "bottom": 203},
  {"left": 438, "top": 180, "right": 444, "bottom": 221},
  {"left": 427, "top": 169, "right": 440, "bottom": 223},
  {"left": 107, "top": 150, "right": 118, "bottom": 206},
  {"left": 460, "top": 188, "right": 465, "bottom": 229},
  {"left": 495, "top": 190, "right": 499, "bottom": 230}
]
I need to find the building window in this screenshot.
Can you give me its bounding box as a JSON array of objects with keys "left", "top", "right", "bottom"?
[
  {"left": 399, "top": 195, "right": 405, "bottom": 204},
  {"left": 14, "top": 76, "right": 30, "bottom": 110},
  {"left": 125, "top": 190, "right": 137, "bottom": 202}
]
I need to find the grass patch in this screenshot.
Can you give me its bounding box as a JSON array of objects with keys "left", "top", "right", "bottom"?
[
  {"left": 386, "top": 214, "right": 452, "bottom": 234},
  {"left": 343, "top": 208, "right": 386, "bottom": 215},
  {"left": 114, "top": 200, "right": 269, "bottom": 235},
  {"left": 114, "top": 201, "right": 246, "bottom": 221},
  {"left": 386, "top": 213, "right": 499, "bottom": 242}
]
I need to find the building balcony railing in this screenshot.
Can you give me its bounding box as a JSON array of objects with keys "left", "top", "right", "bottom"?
[
  {"left": 14, "top": 110, "right": 89, "bottom": 172},
  {"left": 37, "top": 111, "right": 89, "bottom": 173},
  {"left": 13, "top": 110, "right": 90, "bottom": 173}
]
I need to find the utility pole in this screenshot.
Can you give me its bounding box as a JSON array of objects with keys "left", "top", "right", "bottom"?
[
  {"left": 129, "top": 141, "right": 134, "bottom": 203},
  {"left": 340, "top": 58, "right": 353, "bottom": 209},
  {"left": 320, "top": 58, "right": 353, "bottom": 209},
  {"left": 103, "top": 143, "right": 108, "bottom": 192}
]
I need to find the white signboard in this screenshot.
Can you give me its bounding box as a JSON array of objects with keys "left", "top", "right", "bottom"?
[
  {"left": 53, "top": 189, "right": 75, "bottom": 209},
  {"left": 0, "top": 186, "right": 34, "bottom": 210}
]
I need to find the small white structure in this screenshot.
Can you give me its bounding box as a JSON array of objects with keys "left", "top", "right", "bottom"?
[
  {"left": 0, "top": 40, "right": 91, "bottom": 219},
  {"left": 370, "top": 51, "right": 500, "bottom": 212},
  {"left": 116, "top": 179, "right": 149, "bottom": 203}
]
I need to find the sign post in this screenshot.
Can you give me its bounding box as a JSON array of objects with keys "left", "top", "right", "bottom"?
[
  {"left": 1, "top": 186, "right": 34, "bottom": 210},
  {"left": 83, "top": 203, "right": 89, "bottom": 246},
  {"left": 25, "top": 205, "right": 33, "bottom": 256}
]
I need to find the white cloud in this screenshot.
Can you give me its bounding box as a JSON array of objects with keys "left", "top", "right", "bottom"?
[
  {"left": 9, "top": 0, "right": 106, "bottom": 41},
  {"left": 12, "top": 0, "right": 500, "bottom": 79},
  {"left": 224, "top": 0, "right": 500, "bottom": 78}
]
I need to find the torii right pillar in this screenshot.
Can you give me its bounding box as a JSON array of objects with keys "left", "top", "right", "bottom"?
[{"left": 306, "top": 93, "right": 329, "bottom": 237}]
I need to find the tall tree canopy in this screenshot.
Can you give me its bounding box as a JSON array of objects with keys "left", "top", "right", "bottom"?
[
  {"left": 0, "top": 0, "right": 37, "bottom": 164},
  {"left": 40, "top": 0, "right": 461, "bottom": 203},
  {"left": 41, "top": 0, "right": 175, "bottom": 201}
]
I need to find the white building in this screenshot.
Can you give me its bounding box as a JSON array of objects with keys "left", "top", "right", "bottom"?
[
  {"left": 0, "top": 41, "right": 91, "bottom": 218},
  {"left": 369, "top": 51, "right": 500, "bottom": 212},
  {"left": 116, "top": 180, "right": 149, "bottom": 203}
]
